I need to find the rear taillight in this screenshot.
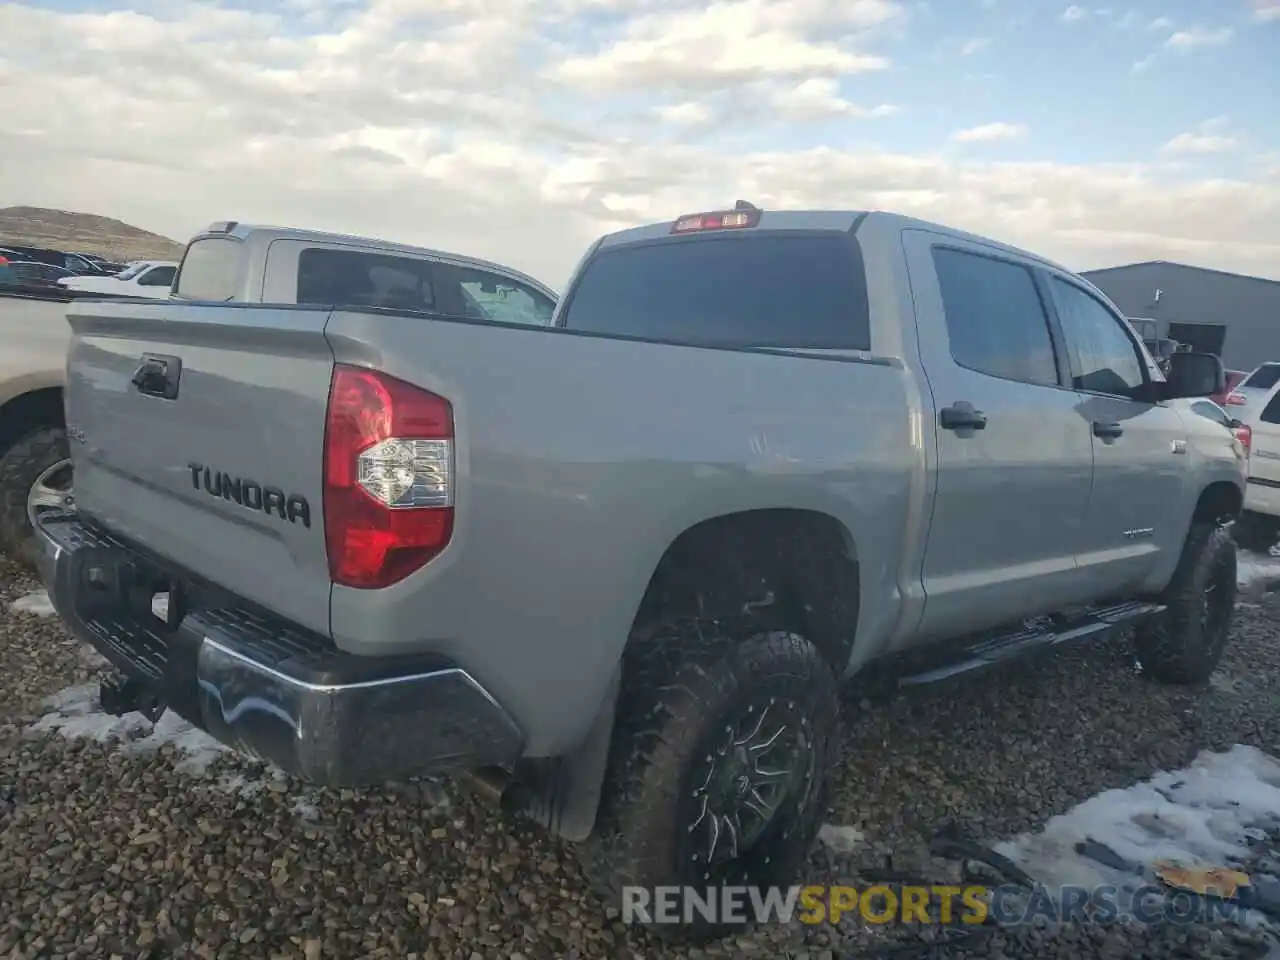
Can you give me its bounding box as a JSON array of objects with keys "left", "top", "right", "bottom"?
[
  {"left": 1235, "top": 423, "right": 1252, "bottom": 455},
  {"left": 323, "top": 365, "right": 454, "bottom": 589},
  {"left": 1226, "top": 393, "right": 1246, "bottom": 405}
]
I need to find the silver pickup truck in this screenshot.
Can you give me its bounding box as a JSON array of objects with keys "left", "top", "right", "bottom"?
[
  {"left": 0, "top": 222, "right": 557, "bottom": 567},
  {"left": 33, "top": 205, "right": 1244, "bottom": 940}
]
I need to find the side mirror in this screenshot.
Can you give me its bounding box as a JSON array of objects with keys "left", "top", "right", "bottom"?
[{"left": 1161, "top": 352, "right": 1225, "bottom": 400}]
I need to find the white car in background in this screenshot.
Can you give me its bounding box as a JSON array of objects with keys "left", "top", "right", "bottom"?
[
  {"left": 1226, "top": 362, "right": 1280, "bottom": 553},
  {"left": 57, "top": 260, "right": 178, "bottom": 298}
]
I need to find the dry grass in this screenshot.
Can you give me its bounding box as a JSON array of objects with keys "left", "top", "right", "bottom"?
[{"left": 0, "top": 205, "right": 184, "bottom": 262}]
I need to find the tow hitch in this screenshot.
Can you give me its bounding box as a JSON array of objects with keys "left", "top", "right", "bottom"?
[{"left": 99, "top": 674, "right": 167, "bottom": 724}]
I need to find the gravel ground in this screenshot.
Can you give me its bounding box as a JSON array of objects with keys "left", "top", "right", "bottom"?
[{"left": 2, "top": 550, "right": 1280, "bottom": 960}]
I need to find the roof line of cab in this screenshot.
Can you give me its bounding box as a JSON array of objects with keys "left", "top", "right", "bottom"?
[
  {"left": 594, "top": 206, "right": 1083, "bottom": 282},
  {"left": 187, "top": 221, "right": 559, "bottom": 301}
]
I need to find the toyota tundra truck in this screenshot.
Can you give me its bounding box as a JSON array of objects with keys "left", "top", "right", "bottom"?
[{"left": 32, "top": 205, "right": 1243, "bottom": 940}]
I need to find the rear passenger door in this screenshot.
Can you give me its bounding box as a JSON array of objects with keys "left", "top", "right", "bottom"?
[
  {"left": 903, "top": 231, "right": 1095, "bottom": 640},
  {"left": 1044, "top": 273, "right": 1189, "bottom": 592}
]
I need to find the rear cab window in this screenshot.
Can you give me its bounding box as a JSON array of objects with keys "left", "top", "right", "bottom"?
[
  {"left": 559, "top": 232, "right": 870, "bottom": 350},
  {"left": 174, "top": 237, "right": 241, "bottom": 301}
]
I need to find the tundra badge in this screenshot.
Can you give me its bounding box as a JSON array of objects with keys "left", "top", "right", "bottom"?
[{"left": 188, "top": 462, "right": 311, "bottom": 528}]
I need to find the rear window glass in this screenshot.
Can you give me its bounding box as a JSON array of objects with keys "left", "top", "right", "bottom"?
[
  {"left": 560, "top": 233, "right": 870, "bottom": 350},
  {"left": 298, "top": 248, "right": 436, "bottom": 312},
  {"left": 174, "top": 238, "right": 240, "bottom": 300},
  {"left": 1242, "top": 364, "right": 1280, "bottom": 390}
]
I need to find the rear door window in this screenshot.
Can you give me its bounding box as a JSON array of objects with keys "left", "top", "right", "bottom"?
[
  {"left": 560, "top": 233, "right": 870, "bottom": 350},
  {"left": 298, "top": 248, "right": 437, "bottom": 312}
]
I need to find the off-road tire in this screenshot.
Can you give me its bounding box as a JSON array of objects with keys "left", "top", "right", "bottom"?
[
  {"left": 579, "top": 618, "right": 839, "bottom": 943},
  {"left": 1234, "top": 512, "right": 1279, "bottom": 555},
  {"left": 0, "top": 425, "right": 69, "bottom": 568},
  {"left": 1134, "top": 521, "right": 1236, "bottom": 685}
]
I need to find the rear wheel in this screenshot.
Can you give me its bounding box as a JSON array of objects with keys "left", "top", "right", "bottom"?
[
  {"left": 0, "top": 426, "right": 72, "bottom": 568},
  {"left": 1134, "top": 521, "right": 1236, "bottom": 685},
  {"left": 580, "top": 620, "right": 838, "bottom": 943}
]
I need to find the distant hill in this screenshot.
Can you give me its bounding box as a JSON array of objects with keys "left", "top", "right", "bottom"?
[{"left": 0, "top": 206, "right": 184, "bottom": 262}]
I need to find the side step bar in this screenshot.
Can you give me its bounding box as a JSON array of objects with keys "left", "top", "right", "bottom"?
[{"left": 895, "top": 600, "right": 1166, "bottom": 688}]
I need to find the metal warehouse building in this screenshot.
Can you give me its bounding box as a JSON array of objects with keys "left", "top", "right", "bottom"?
[{"left": 1080, "top": 260, "right": 1280, "bottom": 374}]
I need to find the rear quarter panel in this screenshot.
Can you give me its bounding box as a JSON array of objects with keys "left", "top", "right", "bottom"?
[{"left": 324, "top": 313, "right": 918, "bottom": 756}]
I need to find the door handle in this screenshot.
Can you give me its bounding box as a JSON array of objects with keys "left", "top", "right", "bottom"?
[
  {"left": 1093, "top": 421, "right": 1124, "bottom": 439},
  {"left": 939, "top": 401, "right": 987, "bottom": 432},
  {"left": 131, "top": 354, "right": 182, "bottom": 400}
]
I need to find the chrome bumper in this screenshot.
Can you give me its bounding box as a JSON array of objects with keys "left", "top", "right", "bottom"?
[{"left": 34, "top": 513, "right": 524, "bottom": 785}]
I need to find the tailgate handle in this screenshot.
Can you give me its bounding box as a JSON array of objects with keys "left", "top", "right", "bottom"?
[{"left": 131, "top": 354, "right": 182, "bottom": 400}]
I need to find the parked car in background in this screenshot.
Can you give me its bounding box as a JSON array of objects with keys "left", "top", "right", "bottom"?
[
  {"left": 57, "top": 259, "right": 178, "bottom": 298},
  {"left": 4, "top": 261, "right": 79, "bottom": 290},
  {"left": 0, "top": 243, "right": 119, "bottom": 275},
  {"left": 1226, "top": 363, "right": 1280, "bottom": 553},
  {"left": 1213, "top": 369, "right": 1249, "bottom": 408}
]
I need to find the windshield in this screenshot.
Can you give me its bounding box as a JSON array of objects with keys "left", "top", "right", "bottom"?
[{"left": 114, "top": 262, "right": 149, "bottom": 280}]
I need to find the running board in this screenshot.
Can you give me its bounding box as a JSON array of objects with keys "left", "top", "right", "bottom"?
[{"left": 895, "top": 600, "right": 1165, "bottom": 688}]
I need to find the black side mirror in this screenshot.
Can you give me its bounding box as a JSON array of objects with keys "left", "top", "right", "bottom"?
[{"left": 1161, "top": 352, "right": 1225, "bottom": 399}]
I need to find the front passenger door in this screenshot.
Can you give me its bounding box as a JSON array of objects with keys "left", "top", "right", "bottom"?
[{"left": 1047, "top": 275, "right": 1190, "bottom": 593}]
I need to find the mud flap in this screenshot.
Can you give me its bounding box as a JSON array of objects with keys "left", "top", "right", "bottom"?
[{"left": 524, "top": 667, "right": 620, "bottom": 843}]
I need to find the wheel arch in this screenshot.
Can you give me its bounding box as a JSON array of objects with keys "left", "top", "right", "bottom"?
[
  {"left": 538, "top": 506, "right": 859, "bottom": 843},
  {"left": 0, "top": 382, "right": 65, "bottom": 458}
]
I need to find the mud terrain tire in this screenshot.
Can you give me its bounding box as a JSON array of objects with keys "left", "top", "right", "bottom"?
[
  {"left": 580, "top": 619, "right": 838, "bottom": 943},
  {"left": 1134, "top": 521, "right": 1236, "bottom": 685}
]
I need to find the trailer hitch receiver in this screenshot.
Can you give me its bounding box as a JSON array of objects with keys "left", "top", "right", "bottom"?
[{"left": 100, "top": 674, "right": 167, "bottom": 724}]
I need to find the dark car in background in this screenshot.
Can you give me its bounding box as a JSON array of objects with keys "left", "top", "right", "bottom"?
[{"left": 3, "top": 260, "right": 78, "bottom": 289}]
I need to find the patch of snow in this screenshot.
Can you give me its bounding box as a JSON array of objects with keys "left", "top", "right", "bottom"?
[
  {"left": 31, "top": 681, "right": 330, "bottom": 818},
  {"left": 818, "top": 823, "right": 866, "bottom": 853},
  {"left": 30, "top": 681, "right": 226, "bottom": 773},
  {"left": 1240, "top": 551, "right": 1280, "bottom": 589},
  {"left": 996, "top": 744, "right": 1280, "bottom": 892},
  {"left": 9, "top": 589, "right": 56, "bottom": 616}
]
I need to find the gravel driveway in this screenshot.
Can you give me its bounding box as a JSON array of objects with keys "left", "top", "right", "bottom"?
[{"left": 3, "top": 551, "right": 1280, "bottom": 960}]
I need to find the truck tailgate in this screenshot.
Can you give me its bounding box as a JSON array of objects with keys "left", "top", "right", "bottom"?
[{"left": 64, "top": 300, "right": 334, "bottom": 634}]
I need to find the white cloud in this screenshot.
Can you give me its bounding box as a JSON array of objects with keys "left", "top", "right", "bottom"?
[
  {"left": 1130, "top": 54, "right": 1157, "bottom": 72},
  {"left": 655, "top": 101, "right": 712, "bottom": 125},
  {"left": 1162, "top": 133, "right": 1241, "bottom": 155},
  {"left": 1148, "top": 16, "right": 1173, "bottom": 29},
  {"left": 951, "top": 122, "right": 1028, "bottom": 143},
  {"left": 1061, "top": 5, "right": 1088, "bottom": 22},
  {"left": 0, "top": 0, "right": 1277, "bottom": 286},
  {"left": 549, "top": 0, "right": 902, "bottom": 92},
  {"left": 959, "top": 37, "right": 990, "bottom": 54},
  {"left": 769, "top": 78, "right": 899, "bottom": 121},
  {"left": 1251, "top": 2, "right": 1280, "bottom": 22},
  {"left": 1165, "top": 25, "right": 1234, "bottom": 49}
]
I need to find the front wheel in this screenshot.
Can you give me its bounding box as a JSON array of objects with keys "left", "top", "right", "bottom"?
[
  {"left": 1134, "top": 521, "right": 1236, "bottom": 685},
  {"left": 580, "top": 621, "right": 838, "bottom": 943}
]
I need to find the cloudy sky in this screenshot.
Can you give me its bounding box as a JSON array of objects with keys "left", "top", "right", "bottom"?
[{"left": 1, "top": 0, "right": 1277, "bottom": 288}]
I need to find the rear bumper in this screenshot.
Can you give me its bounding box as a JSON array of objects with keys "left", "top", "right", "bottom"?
[
  {"left": 1245, "top": 477, "right": 1280, "bottom": 518},
  {"left": 34, "top": 513, "right": 524, "bottom": 785}
]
